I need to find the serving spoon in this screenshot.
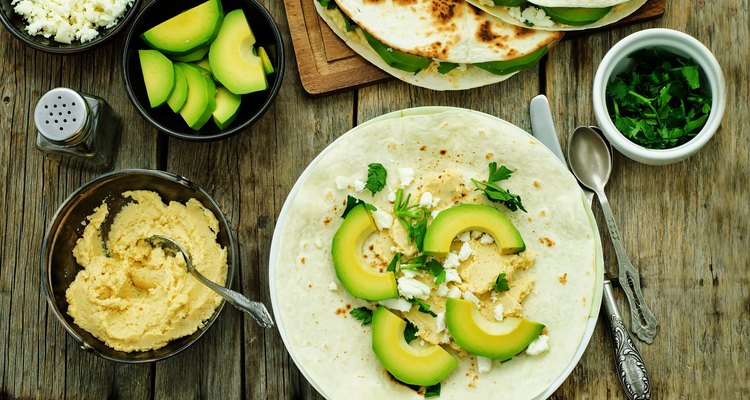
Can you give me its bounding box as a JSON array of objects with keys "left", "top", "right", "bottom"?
[
  {"left": 568, "top": 126, "right": 657, "bottom": 344},
  {"left": 146, "top": 235, "right": 275, "bottom": 328}
]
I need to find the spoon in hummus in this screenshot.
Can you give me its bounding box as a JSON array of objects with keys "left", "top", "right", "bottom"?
[
  {"left": 568, "top": 126, "right": 657, "bottom": 343},
  {"left": 146, "top": 235, "right": 275, "bottom": 328}
]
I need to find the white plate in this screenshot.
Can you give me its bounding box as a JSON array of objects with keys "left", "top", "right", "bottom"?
[{"left": 269, "top": 106, "right": 604, "bottom": 399}]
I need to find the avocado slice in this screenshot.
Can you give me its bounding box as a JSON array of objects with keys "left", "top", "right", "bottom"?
[
  {"left": 141, "top": 0, "right": 223, "bottom": 54},
  {"left": 475, "top": 45, "right": 549, "bottom": 76},
  {"left": 175, "top": 63, "right": 216, "bottom": 130},
  {"left": 362, "top": 30, "right": 431, "bottom": 73},
  {"left": 422, "top": 204, "right": 525, "bottom": 257},
  {"left": 492, "top": 0, "right": 529, "bottom": 5},
  {"left": 258, "top": 46, "right": 275, "bottom": 75},
  {"left": 138, "top": 49, "right": 175, "bottom": 108},
  {"left": 166, "top": 64, "right": 188, "bottom": 113},
  {"left": 209, "top": 9, "right": 268, "bottom": 95},
  {"left": 212, "top": 87, "right": 241, "bottom": 130},
  {"left": 172, "top": 45, "right": 210, "bottom": 62},
  {"left": 541, "top": 6, "right": 613, "bottom": 26},
  {"left": 195, "top": 57, "right": 212, "bottom": 74},
  {"left": 445, "top": 298, "right": 544, "bottom": 360},
  {"left": 372, "top": 307, "right": 458, "bottom": 386},
  {"left": 331, "top": 205, "right": 398, "bottom": 301}
]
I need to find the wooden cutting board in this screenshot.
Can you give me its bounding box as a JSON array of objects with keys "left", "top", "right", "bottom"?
[{"left": 285, "top": 1, "right": 666, "bottom": 96}]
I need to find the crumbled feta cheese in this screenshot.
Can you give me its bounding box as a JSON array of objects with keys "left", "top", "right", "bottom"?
[
  {"left": 398, "top": 167, "right": 415, "bottom": 187},
  {"left": 397, "top": 276, "right": 431, "bottom": 299},
  {"left": 462, "top": 291, "right": 481, "bottom": 306},
  {"left": 480, "top": 234, "right": 495, "bottom": 244},
  {"left": 419, "top": 192, "right": 434, "bottom": 208},
  {"left": 435, "top": 312, "right": 446, "bottom": 333},
  {"left": 432, "top": 197, "right": 441, "bottom": 208},
  {"left": 378, "top": 297, "right": 413, "bottom": 312},
  {"left": 494, "top": 304, "right": 505, "bottom": 321},
  {"left": 315, "top": 239, "right": 323, "bottom": 249},
  {"left": 335, "top": 176, "right": 349, "bottom": 190},
  {"left": 508, "top": 5, "right": 555, "bottom": 28},
  {"left": 390, "top": 245, "right": 398, "bottom": 252},
  {"left": 471, "top": 230, "right": 483, "bottom": 239},
  {"left": 436, "top": 283, "right": 449, "bottom": 297},
  {"left": 457, "top": 231, "right": 471, "bottom": 242},
  {"left": 458, "top": 242, "right": 472, "bottom": 261},
  {"left": 387, "top": 191, "right": 396, "bottom": 203},
  {"left": 443, "top": 252, "right": 460, "bottom": 269},
  {"left": 353, "top": 179, "right": 366, "bottom": 192},
  {"left": 372, "top": 210, "right": 393, "bottom": 230},
  {"left": 447, "top": 286, "right": 462, "bottom": 298},
  {"left": 400, "top": 268, "right": 419, "bottom": 279},
  {"left": 13, "top": 0, "right": 135, "bottom": 44},
  {"left": 431, "top": 210, "right": 441, "bottom": 219},
  {"left": 444, "top": 269, "right": 462, "bottom": 283},
  {"left": 477, "top": 356, "right": 492, "bottom": 373},
  {"left": 328, "top": 282, "right": 338, "bottom": 291},
  {"left": 526, "top": 335, "right": 550, "bottom": 356}
]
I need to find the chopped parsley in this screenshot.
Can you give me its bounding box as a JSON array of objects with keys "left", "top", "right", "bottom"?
[
  {"left": 424, "top": 383, "right": 441, "bottom": 398},
  {"left": 393, "top": 189, "right": 430, "bottom": 250},
  {"left": 606, "top": 47, "right": 712, "bottom": 149},
  {"left": 404, "top": 319, "right": 419, "bottom": 343},
  {"left": 341, "top": 195, "right": 376, "bottom": 218},
  {"left": 494, "top": 272, "right": 510, "bottom": 293},
  {"left": 365, "top": 163, "right": 387, "bottom": 195},
  {"left": 408, "top": 298, "right": 437, "bottom": 317},
  {"left": 349, "top": 307, "right": 373, "bottom": 325},
  {"left": 425, "top": 260, "right": 446, "bottom": 285},
  {"left": 472, "top": 162, "right": 526, "bottom": 212},
  {"left": 387, "top": 252, "right": 403, "bottom": 272}
]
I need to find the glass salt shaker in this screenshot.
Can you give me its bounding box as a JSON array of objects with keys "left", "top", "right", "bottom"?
[{"left": 34, "top": 88, "right": 119, "bottom": 169}]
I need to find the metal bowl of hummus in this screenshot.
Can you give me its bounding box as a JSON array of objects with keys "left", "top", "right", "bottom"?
[{"left": 42, "top": 169, "right": 237, "bottom": 363}]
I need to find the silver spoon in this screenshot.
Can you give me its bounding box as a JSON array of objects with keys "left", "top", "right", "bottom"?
[
  {"left": 568, "top": 127, "right": 657, "bottom": 344},
  {"left": 146, "top": 235, "right": 274, "bottom": 328}
]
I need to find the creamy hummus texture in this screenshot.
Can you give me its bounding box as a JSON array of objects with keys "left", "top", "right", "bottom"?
[{"left": 66, "top": 190, "right": 227, "bottom": 352}]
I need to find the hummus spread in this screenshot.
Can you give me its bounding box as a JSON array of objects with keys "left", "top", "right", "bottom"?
[
  {"left": 66, "top": 190, "right": 227, "bottom": 352},
  {"left": 360, "top": 169, "right": 536, "bottom": 350}
]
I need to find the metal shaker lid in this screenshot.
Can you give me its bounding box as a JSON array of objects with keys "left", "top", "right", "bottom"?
[{"left": 34, "top": 88, "right": 89, "bottom": 143}]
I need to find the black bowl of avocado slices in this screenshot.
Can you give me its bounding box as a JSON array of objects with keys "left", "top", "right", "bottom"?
[{"left": 122, "top": 0, "right": 284, "bottom": 141}]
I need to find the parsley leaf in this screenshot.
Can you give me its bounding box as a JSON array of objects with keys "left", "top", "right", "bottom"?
[
  {"left": 407, "top": 298, "right": 437, "bottom": 317},
  {"left": 393, "top": 189, "right": 430, "bottom": 250},
  {"left": 437, "top": 62, "right": 459, "bottom": 74},
  {"left": 341, "top": 195, "right": 376, "bottom": 218},
  {"left": 494, "top": 272, "right": 510, "bottom": 293},
  {"left": 606, "top": 47, "right": 711, "bottom": 149},
  {"left": 425, "top": 383, "right": 441, "bottom": 398},
  {"left": 349, "top": 307, "right": 373, "bottom": 325},
  {"left": 387, "top": 252, "right": 403, "bottom": 273},
  {"left": 472, "top": 163, "right": 526, "bottom": 212},
  {"left": 425, "top": 260, "right": 446, "bottom": 285},
  {"left": 365, "top": 163, "right": 387, "bottom": 195},
  {"left": 404, "top": 319, "right": 419, "bottom": 343}
]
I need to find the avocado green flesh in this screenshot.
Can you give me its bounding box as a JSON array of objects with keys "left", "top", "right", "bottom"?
[
  {"left": 195, "top": 58, "right": 212, "bottom": 74},
  {"left": 139, "top": 49, "right": 175, "bottom": 108},
  {"left": 212, "top": 87, "right": 241, "bottom": 130},
  {"left": 258, "top": 46, "right": 275, "bottom": 75},
  {"left": 541, "top": 6, "right": 612, "bottom": 26},
  {"left": 172, "top": 45, "right": 210, "bottom": 62},
  {"left": 331, "top": 205, "right": 398, "bottom": 301},
  {"left": 176, "top": 63, "right": 216, "bottom": 130},
  {"left": 166, "top": 64, "right": 188, "bottom": 113},
  {"left": 372, "top": 307, "right": 458, "bottom": 386},
  {"left": 362, "top": 30, "right": 431, "bottom": 73},
  {"left": 141, "top": 0, "right": 224, "bottom": 54},
  {"left": 445, "top": 298, "right": 544, "bottom": 360},
  {"left": 209, "top": 9, "right": 268, "bottom": 95},
  {"left": 422, "top": 204, "right": 525, "bottom": 257},
  {"left": 475, "top": 45, "right": 548, "bottom": 76}
]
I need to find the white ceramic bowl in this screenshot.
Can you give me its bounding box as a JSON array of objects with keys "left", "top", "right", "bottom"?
[{"left": 592, "top": 28, "right": 726, "bottom": 165}]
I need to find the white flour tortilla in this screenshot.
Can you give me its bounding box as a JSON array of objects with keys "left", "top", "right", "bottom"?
[
  {"left": 271, "top": 108, "right": 601, "bottom": 399},
  {"left": 468, "top": 0, "right": 647, "bottom": 31}
]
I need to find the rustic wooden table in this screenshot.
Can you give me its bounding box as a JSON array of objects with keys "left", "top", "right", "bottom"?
[{"left": 1, "top": 0, "right": 747, "bottom": 398}]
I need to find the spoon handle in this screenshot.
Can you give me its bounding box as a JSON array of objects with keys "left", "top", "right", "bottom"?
[
  {"left": 596, "top": 191, "right": 658, "bottom": 343},
  {"left": 603, "top": 280, "right": 652, "bottom": 400},
  {"left": 190, "top": 270, "right": 275, "bottom": 328}
]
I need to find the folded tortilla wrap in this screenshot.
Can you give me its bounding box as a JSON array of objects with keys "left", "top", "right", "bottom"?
[{"left": 271, "top": 108, "right": 601, "bottom": 399}]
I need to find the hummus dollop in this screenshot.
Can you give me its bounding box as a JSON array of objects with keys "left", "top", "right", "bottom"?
[{"left": 66, "top": 190, "right": 227, "bottom": 352}]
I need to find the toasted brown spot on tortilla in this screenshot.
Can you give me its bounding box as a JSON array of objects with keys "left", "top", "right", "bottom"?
[
  {"left": 335, "top": 307, "right": 346, "bottom": 315},
  {"left": 440, "top": 149, "right": 447, "bottom": 155},
  {"left": 420, "top": 145, "right": 427, "bottom": 151},
  {"left": 345, "top": 304, "right": 352, "bottom": 310},
  {"left": 369, "top": 244, "right": 375, "bottom": 251},
  {"left": 533, "top": 180, "right": 541, "bottom": 188},
  {"left": 430, "top": 0, "right": 461, "bottom": 24},
  {"left": 539, "top": 210, "right": 547, "bottom": 217},
  {"left": 393, "top": 0, "right": 417, "bottom": 5},
  {"left": 527, "top": 217, "right": 533, "bottom": 222},
  {"left": 323, "top": 217, "right": 332, "bottom": 225},
  {"left": 308, "top": 283, "right": 312, "bottom": 288},
  {"left": 559, "top": 273, "right": 568, "bottom": 285},
  {"left": 300, "top": 257, "right": 306, "bottom": 264},
  {"left": 539, "top": 237, "right": 555, "bottom": 247},
  {"left": 485, "top": 152, "right": 493, "bottom": 160},
  {"left": 514, "top": 26, "right": 535, "bottom": 38}
]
